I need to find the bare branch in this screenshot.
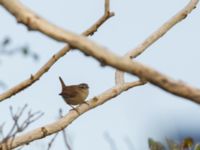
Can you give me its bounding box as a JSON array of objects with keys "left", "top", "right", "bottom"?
[
  {"left": 0, "top": 123, "right": 5, "bottom": 140},
  {"left": 115, "top": 0, "right": 200, "bottom": 84},
  {"left": 0, "top": 80, "right": 143, "bottom": 149},
  {"left": 103, "top": 132, "right": 118, "bottom": 150},
  {"left": 20, "top": 111, "right": 44, "bottom": 130},
  {"left": 47, "top": 133, "right": 59, "bottom": 150},
  {"left": 115, "top": 70, "right": 125, "bottom": 85},
  {"left": 6, "top": 105, "right": 28, "bottom": 140},
  {"left": 82, "top": 12, "right": 114, "bottom": 36},
  {"left": 123, "top": 137, "right": 135, "bottom": 150},
  {"left": 0, "top": 104, "right": 43, "bottom": 149},
  {"left": 59, "top": 109, "right": 72, "bottom": 150},
  {"left": 0, "top": 0, "right": 199, "bottom": 103},
  {"left": 61, "top": 129, "right": 72, "bottom": 150},
  {"left": 0, "top": 1, "right": 199, "bottom": 149},
  {"left": 105, "top": 0, "right": 110, "bottom": 14},
  {"left": 0, "top": 0, "right": 114, "bottom": 101}
]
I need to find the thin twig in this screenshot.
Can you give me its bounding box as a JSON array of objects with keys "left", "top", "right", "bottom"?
[
  {"left": 62, "top": 130, "right": 72, "bottom": 150},
  {"left": 0, "top": 104, "right": 43, "bottom": 150},
  {"left": 0, "top": 0, "right": 114, "bottom": 102},
  {"left": 104, "top": 132, "right": 118, "bottom": 150},
  {"left": 0, "top": 79, "right": 144, "bottom": 149},
  {"left": 59, "top": 109, "right": 72, "bottom": 150},
  {"left": 115, "top": 0, "right": 199, "bottom": 84},
  {"left": 0, "top": 123, "right": 5, "bottom": 140},
  {"left": 105, "top": 0, "right": 110, "bottom": 13},
  {"left": 1, "top": 0, "right": 198, "bottom": 102},
  {"left": 47, "top": 133, "right": 59, "bottom": 150},
  {"left": 0, "top": 1, "right": 199, "bottom": 150}
]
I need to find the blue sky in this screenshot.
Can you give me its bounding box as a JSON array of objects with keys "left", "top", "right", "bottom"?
[{"left": 0, "top": 0, "right": 200, "bottom": 149}]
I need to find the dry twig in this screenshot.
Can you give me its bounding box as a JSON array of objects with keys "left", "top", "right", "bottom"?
[
  {"left": 0, "top": 80, "right": 145, "bottom": 150},
  {"left": 0, "top": 0, "right": 199, "bottom": 150},
  {"left": 0, "top": 0, "right": 199, "bottom": 102},
  {"left": 59, "top": 109, "right": 72, "bottom": 150},
  {"left": 0, "top": 0, "right": 114, "bottom": 101},
  {"left": 115, "top": 0, "right": 199, "bottom": 85},
  {"left": 0, "top": 104, "right": 43, "bottom": 149}
]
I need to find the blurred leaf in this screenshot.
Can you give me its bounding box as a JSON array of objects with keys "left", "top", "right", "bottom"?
[
  {"left": 21, "top": 46, "right": 29, "bottom": 56},
  {"left": 181, "top": 137, "right": 194, "bottom": 149},
  {"left": 32, "top": 53, "right": 39, "bottom": 61},
  {"left": 2, "top": 37, "right": 11, "bottom": 47},
  {"left": 166, "top": 138, "right": 180, "bottom": 150},
  {"left": 148, "top": 138, "right": 165, "bottom": 150},
  {"left": 195, "top": 144, "right": 200, "bottom": 150},
  {"left": 0, "top": 37, "right": 39, "bottom": 62}
]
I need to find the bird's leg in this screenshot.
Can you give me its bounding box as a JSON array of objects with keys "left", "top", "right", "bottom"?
[
  {"left": 69, "top": 105, "right": 80, "bottom": 115},
  {"left": 83, "top": 101, "right": 90, "bottom": 106}
]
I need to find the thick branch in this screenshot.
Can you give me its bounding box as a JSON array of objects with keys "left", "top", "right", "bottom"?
[
  {"left": 0, "top": 81, "right": 145, "bottom": 149},
  {"left": 115, "top": 0, "right": 198, "bottom": 84},
  {"left": 1, "top": 0, "right": 199, "bottom": 102},
  {"left": 0, "top": 0, "right": 114, "bottom": 101}
]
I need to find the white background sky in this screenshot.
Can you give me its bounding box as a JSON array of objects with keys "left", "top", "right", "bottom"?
[{"left": 0, "top": 0, "right": 200, "bottom": 149}]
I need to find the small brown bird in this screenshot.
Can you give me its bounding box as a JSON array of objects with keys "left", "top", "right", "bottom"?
[{"left": 59, "top": 76, "right": 89, "bottom": 109}]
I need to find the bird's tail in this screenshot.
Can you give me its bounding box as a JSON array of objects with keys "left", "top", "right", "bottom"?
[{"left": 59, "top": 76, "right": 66, "bottom": 89}]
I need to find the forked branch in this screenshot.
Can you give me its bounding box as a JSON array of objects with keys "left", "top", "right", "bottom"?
[{"left": 0, "top": 0, "right": 199, "bottom": 103}]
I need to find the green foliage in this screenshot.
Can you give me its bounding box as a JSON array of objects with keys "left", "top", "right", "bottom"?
[
  {"left": 148, "top": 138, "right": 165, "bottom": 150},
  {"left": 194, "top": 144, "right": 200, "bottom": 150},
  {"left": 148, "top": 137, "right": 200, "bottom": 150}
]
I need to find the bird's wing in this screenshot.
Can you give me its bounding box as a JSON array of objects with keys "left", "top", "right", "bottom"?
[{"left": 61, "top": 87, "right": 79, "bottom": 98}]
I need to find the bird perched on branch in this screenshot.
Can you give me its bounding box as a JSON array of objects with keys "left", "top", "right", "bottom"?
[{"left": 58, "top": 76, "right": 89, "bottom": 110}]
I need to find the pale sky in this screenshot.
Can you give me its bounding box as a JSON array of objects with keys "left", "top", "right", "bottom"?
[{"left": 0, "top": 0, "right": 200, "bottom": 149}]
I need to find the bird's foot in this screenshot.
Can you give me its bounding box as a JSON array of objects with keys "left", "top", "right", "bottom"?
[
  {"left": 69, "top": 105, "right": 80, "bottom": 115},
  {"left": 83, "top": 101, "right": 90, "bottom": 106}
]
